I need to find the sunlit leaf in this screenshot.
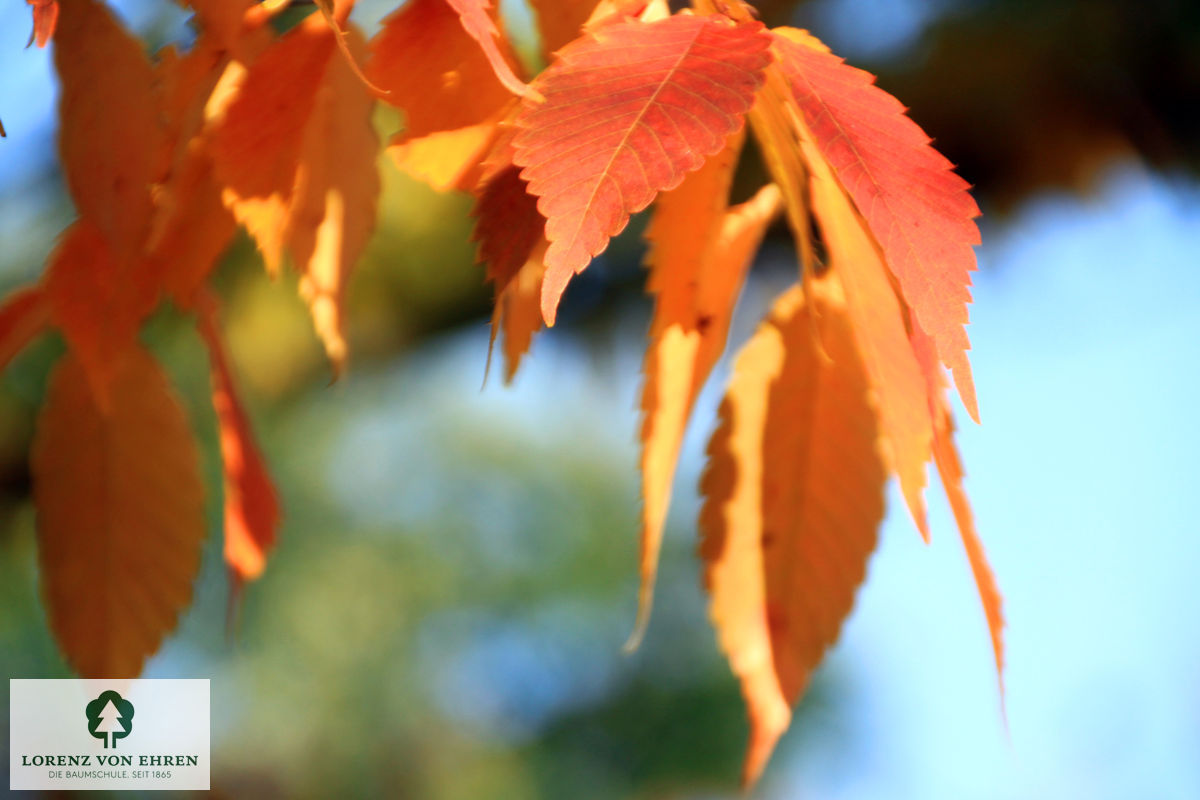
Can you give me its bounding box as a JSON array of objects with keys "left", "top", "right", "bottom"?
[
  {"left": 700, "top": 280, "right": 885, "bottom": 788},
  {"left": 774, "top": 28, "right": 982, "bottom": 420},
  {"left": 512, "top": 13, "right": 772, "bottom": 324}
]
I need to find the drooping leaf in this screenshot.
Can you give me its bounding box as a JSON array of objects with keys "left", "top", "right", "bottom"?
[
  {"left": 911, "top": 322, "right": 1005, "bottom": 701},
  {"left": 472, "top": 164, "right": 545, "bottom": 292},
  {"left": 700, "top": 280, "right": 885, "bottom": 788},
  {"left": 54, "top": 0, "right": 168, "bottom": 261},
  {"left": 445, "top": 0, "right": 530, "bottom": 97},
  {"left": 773, "top": 28, "right": 982, "bottom": 420},
  {"left": 197, "top": 297, "right": 281, "bottom": 583},
  {"left": 631, "top": 130, "right": 773, "bottom": 647},
  {"left": 286, "top": 23, "right": 380, "bottom": 372},
  {"left": 43, "top": 221, "right": 159, "bottom": 410},
  {"left": 146, "top": 38, "right": 239, "bottom": 305},
  {"left": 801, "top": 121, "right": 934, "bottom": 537},
  {"left": 488, "top": 239, "right": 548, "bottom": 383},
  {"left": 27, "top": 0, "right": 59, "bottom": 48},
  {"left": 32, "top": 347, "right": 206, "bottom": 678},
  {"left": 690, "top": 0, "right": 819, "bottom": 285},
  {"left": 932, "top": 405, "right": 1005, "bottom": 703},
  {"left": 0, "top": 286, "right": 50, "bottom": 372},
  {"left": 512, "top": 13, "right": 773, "bottom": 324},
  {"left": 208, "top": 20, "right": 335, "bottom": 271},
  {"left": 367, "top": 0, "right": 519, "bottom": 192},
  {"left": 210, "top": 14, "right": 381, "bottom": 372},
  {"left": 387, "top": 120, "right": 503, "bottom": 194}
]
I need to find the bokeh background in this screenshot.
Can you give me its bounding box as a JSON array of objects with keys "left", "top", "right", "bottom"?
[{"left": 2, "top": 0, "right": 1199, "bottom": 797}]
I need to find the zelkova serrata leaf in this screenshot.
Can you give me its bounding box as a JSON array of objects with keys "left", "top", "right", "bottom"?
[{"left": 512, "top": 13, "right": 773, "bottom": 325}]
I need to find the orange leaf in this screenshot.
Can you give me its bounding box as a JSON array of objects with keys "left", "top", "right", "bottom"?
[
  {"left": 54, "top": 0, "right": 168, "bottom": 261},
  {"left": 389, "top": 121, "right": 501, "bottom": 194},
  {"left": 700, "top": 280, "right": 885, "bottom": 788},
  {"left": 147, "top": 39, "right": 239, "bottom": 304},
  {"left": 801, "top": 121, "right": 934, "bottom": 538},
  {"left": 512, "top": 14, "right": 772, "bottom": 324},
  {"left": 527, "top": 0, "right": 601, "bottom": 57},
  {"left": 773, "top": 28, "right": 982, "bottom": 421},
  {"left": 210, "top": 15, "right": 381, "bottom": 372},
  {"left": 0, "top": 286, "right": 50, "bottom": 372},
  {"left": 367, "top": 0, "right": 519, "bottom": 191},
  {"left": 932, "top": 405, "right": 1006, "bottom": 704},
  {"left": 631, "top": 131, "right": 779, "bottom": 647},
  {"left": 444, "top": 0, "right": 530, "bottom": 97},
  {"left": 43, "top": 221, "right": 159, "bottom": 409},
  {"left": 197, "top": 297, "right": 281, "bottom": 583},
  {"left": 912, "top": 322, "right": 1005, "bottom": 703},
  {"left": 32, "top": 347, "right": 206, "bottom": 678},
  {"left": 27, "top": 0, "right": 58, "bottom": 48},
  {"left": 488, "top": 239, "right": 548, "bottom": 383}
]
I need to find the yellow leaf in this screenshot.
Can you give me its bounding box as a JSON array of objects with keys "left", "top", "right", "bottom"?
[
  {"left": 700, "top": 280, "right": 885, "bottom": 788},
  {"left": 800, "top": 120, "right": 934, "bottom": 537},
  {"left": 631, "top": 132, "right": 785, "bottom": 648}
]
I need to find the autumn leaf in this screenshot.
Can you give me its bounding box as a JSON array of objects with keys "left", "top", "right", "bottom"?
[
  {"left": 210, "top": 13, "right": 381, "bottom": 372},
  {"left": 512, "top": 13, "right": 773, "bottom": 325},
  {"left": 801, "top": 119, "right": 934, "bottom": 537},
  {"left": 488, "top": 239, "right": 548, "bottom": 383},
  {"left": 368, "top": 0, "right": 521, "bottom": 192},
  {"left": 197, "top": 297, "right": 281, "bottom": 583},
  {"left": 472, "top": 164, "right": 545, "bottom": 293},
  {"left": 631, "top": 130, "right": 779, "bottom": 647},
  {"left": 932, "top": 405, "right": 1005, "bottom": 701},
  {"left": 146, "top": 37, "right": 240, "bottom": 305},
  {"left": 27, "top": 0, "right": 59, "bottom": 48},
  {"left": 700, "top": 280, "right": 885, "bottom": 788},
  {"left": 32, "top": 347, "right": 206, "bottom": 678},
  {"left": 527, "top": 0, "right": 602, "bottom": 58},
  {"left": 43, "top": 221, "right": 159, "bottom": 410},
  {"left": 0, "top": 286, "right": 51, "bottom": 372},
  {"left": 773, "top": 28, "right": 982, "bottom": 421},
  {"left": 912, "top": 323, "right": 1005, "bottom": 701},
  {"left": 445, "top": 0, "right": 529, "bottom": 97},
  {"left": 54, "top": 0, "right": 168, "bottom": 262}
]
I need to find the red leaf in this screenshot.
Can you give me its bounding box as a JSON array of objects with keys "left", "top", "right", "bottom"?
[
  {"left": 512, "top": 14, "right": 772, "bottom": 324},
  {"left": 773, "top": 28, "right": 981, "bottom": 420},
  {"left": 444, "top": 0, "right": 529, "bottom": 97},
  {"left": 472, "top": 164, "right": 545, "bottom": 293},
  {"left": 801, "top": 112, "right": 934, "bottom": 538},
  {"left": 197, "top": 297, "right": 281, "bottom": 583}
]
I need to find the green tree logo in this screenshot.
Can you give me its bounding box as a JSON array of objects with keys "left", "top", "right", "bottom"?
[{"left": 85, "top": 690, "right": 134, "bottom": 749}]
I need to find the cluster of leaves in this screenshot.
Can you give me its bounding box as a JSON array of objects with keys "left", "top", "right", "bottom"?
[{"left": 6, "top": 0, "right": 1003, "bottom": 784}]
